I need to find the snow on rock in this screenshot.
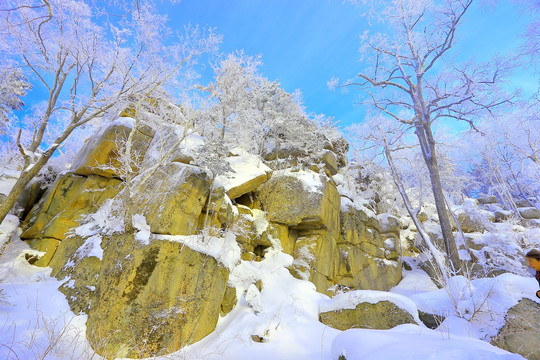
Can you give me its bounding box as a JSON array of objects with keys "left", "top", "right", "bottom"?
[
  {"left": 0, "top": 214, "right": 19, "bottom": 249},
  {"left": 320, "top": 289, "right": 421, "bottom": 324},
  {"left": 152, "top": 232, "right": 241, "bottom": 271},
  {"left": 132, "top": 213, "right": 151, "bottom": 245},
  {"left": 0, "top": 168, "right": 19, "bottom": 197},
  {"left": 276, "top": 168, "right": 324, "bottom": 193},
  {"left": 406, "top": 273, "right": 540, "bottom": 340},
  {"left": 216, "top": 147, "right": 272, "bottom": 199},
  {"left": 331, "top": 324, "right": 523, "bottom": 360}
]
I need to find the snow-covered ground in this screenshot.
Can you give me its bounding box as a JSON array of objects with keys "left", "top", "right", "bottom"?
[
  {"left": 0, "top": 172, "right": 537, "bottom": 360},
  {"left": 1, "top": 215, "right": 534, "bottom": 360}
]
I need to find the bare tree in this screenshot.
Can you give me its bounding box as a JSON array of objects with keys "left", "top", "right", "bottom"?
[
  {"left": 333, "top": 0, "right": 513, "bottom": 272},
  {"left": 0, "top": 0, "right": 220, "bottom": 224}
]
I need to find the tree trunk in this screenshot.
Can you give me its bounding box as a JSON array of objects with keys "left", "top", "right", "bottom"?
[
  {"left": 0, "top": 145, "right": 58, "bottom": 224},
  {"left": 384, "top": 140, "right": 450, "bottom": 284},
  {"left": 416, "top": 128, "right": 461, "bottom": 273}
]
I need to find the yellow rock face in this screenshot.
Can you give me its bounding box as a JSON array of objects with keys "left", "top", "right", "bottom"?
[
  {"left": 335, "top": 205, "right": 402, "bottom": 291},
  {"left": 134, "top": 163, "right": 211, "bottom": 235},
  {"left": 87, "top": 234, "right": 229, "bottom": 358},
  {"left": 21, "top": 173, "right": 122, "bottom": 241},
  {"left": 26, "top": 238, "right": 59, "bottom": 267},
  {"left": 72, "top": 122, "right": 152, "bottom": 178},
  {"left": 255, "top": 170, "right": 341, "bottom": 232},
  {"left": 293, "top": 230, "right": 339, "bottom": 295},
  {"left": 319, "top": 301, "right": 417, "bottom": 331}
]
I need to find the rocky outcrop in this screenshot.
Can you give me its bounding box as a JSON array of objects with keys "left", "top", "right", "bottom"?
[
  {"left": 87, "top": 234, "right": 230, "bottom": 358},
  {"left": 336, "top": 205, "right": 401, "bottom": 290},
  {"left": 134, "top": 162, "right": 211, "bottom": 235},
  {"left": 71, "top": 119, "right": 153, "bottom": 178},
  {"left": 19, "top": 119, "right": 403, "bottom": 358},
  {"left": 491, "top": 298, "right": 540, "bottom": 360},
  {"left": 21, "top": 173, "right": 122, "bottom": 241}
]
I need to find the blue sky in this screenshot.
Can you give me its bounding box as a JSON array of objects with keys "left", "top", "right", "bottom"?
[{"left": 159, "top": 0, "right": 537, "bottom": 130}]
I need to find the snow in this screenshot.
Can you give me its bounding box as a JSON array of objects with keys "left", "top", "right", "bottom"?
[
  {"left": 320, "top": 289, "right": 421, "bottom": 324},
  {"left": 249, "top": 209, "right": 268, "bottom": 236},
  {"left": 113, "top": 116, "right": 136, "bottom": 129},
  {"left": 0, "top": 170, "right": 19, "bottom": 198},
  {"left": 0, "top": 210, "right": 531, "bottom": 359},
  {"left": 0, "top": 218, "right": 95, "bottom": 359},
  {"left": 75, "top": 234, "right": 103, "bottom": 260},
  {"left": 152, "top": 232, "right": 241, "bottom": 271},
  {"left": 215, "top": 147, "right": 272, "bottom": 193},
  {"left": 331, "top": 324, "right": 522, "bottom": 360},
  {"left": 277, "top": 168, "right": 323, "bottom": 193},
  {"left": 393, "top": 268, "right": 540, "bottom": 341},
  {"left": 132, "top": 214, "right": 151, "bottom": 245}
]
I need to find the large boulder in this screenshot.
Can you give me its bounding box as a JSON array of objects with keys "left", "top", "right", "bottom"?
[
  {"left": 491, "top": 298, "right": 540, "bottom": 360},
  {"left": 72, "top": 119, "right": 153, "bottom": 178},
  {"left": 291, "top": 230, "right": 339, "bottom": 294},
  {"left": 518, "top": 207, "right": 540, "bottom": 220},
  {"left": 477, "top": 195, "right": 498, "bottom": 205},
  {"left": 45, "top": 231, "right": 233, "bottom": 359},
  {"left": 319, "top": 291, "right": 418, "bottom": 330},
  {"left": 377, "top": 213, "right": 401, "bottom": 235},
  {"left": 86, "top": 234, "right": 230, "bottom": 358},
  {"left": 21, "top": 173, "right": 122, "bottom": 240},
  {"left": 455, "top": 209, "right": 493, "bottom": 233},
  {"left": 336, "top": 203, "right": 401, "bottom": 291},
  {"left": 216, "top": 149, "right": 273, "bottom": 200},
  {"left": 255, "top": 169, "right": 340, "bottom": 233},
  {"left": 133, "top": 162, "right": 211, "bottom": 235}
]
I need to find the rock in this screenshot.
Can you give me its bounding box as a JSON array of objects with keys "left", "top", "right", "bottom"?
[
  {"left": 262, "top": 140, "right": 308, "bottom": 162},
  {"left": 335, "top": 204, "right": 401, "bottom": 291},
  {"left": 86, "top": 233, "right": 230, "bottom": 358},
  {"left": 26, "top": 238, "right": 59, "bottom": 267},
  {"left": 220, "top": 286, "right": 237, "bottom": 316},
  {"left": 477, "top": 195, "right": 498, "bottom": 204},
  {"left": 141, "top": 126, "right": 202, "bottom": 166},
  {"left": 331, "top": 136, "right": 349, "bottom": 168},
  {"left": 134, "top": 163, "right": 211, "bottom": 235},
  {"left": 217, "top": 150, "right": 272, "bottom": 200},
  {"left": 418, "top": 310, "right": 446, "bottom": 330},
  {"left": 14, "top": 176, "right": 49, "bottom": 219},
  {"left": 266, "top": 222, "right": 295, "bottom": 255},
  {"left": 255, "top": 169, "right": 340, "bottom": 233},
  {"left": 21, "top": 173, "right": 122, "bottom": 240},
  {"left": 456, "top": 210, "right": 489, "bottom": 233},
  {"left": 319, "top": 300, "right": 417, "bottom": 331},
  {"left": 72, "top": 120, "right": 152, "bottom": 178},
  {"left": 317, "top": 150, "right": 339, "bottom": 176},
  {"left": 515, "top": 198, "right": 533, "bottom": 208},
  {"left": 292, "top": 230, "right": 339, "bottom": 295},
  {"left": 518, "top": 207, "right": 540, "bottom": 220},
  {"left": 491, "top": 298, "right": 540, "bottom": 360},
  {"left": 494, "top": 209, "right": 513, "bottom": 222},
  {"left": 377, "top": 213, "right": 401, "bottom": 235}
]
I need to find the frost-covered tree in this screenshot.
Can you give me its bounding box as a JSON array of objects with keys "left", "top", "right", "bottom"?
[
  {"left": 457, "top": 97, "right": 540, "bottom": 210},
  {"left": 333, "top": 0, "right": 513, "bottom": 272},
  {"left": 202, "top": 52, "right": 340, "bottom": 166},
  {"left": 0, "top": 65, "right": 31, "bottom": 133},
  {"left": 0, "top": 0, "right": 220, "bottom": 224}
]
